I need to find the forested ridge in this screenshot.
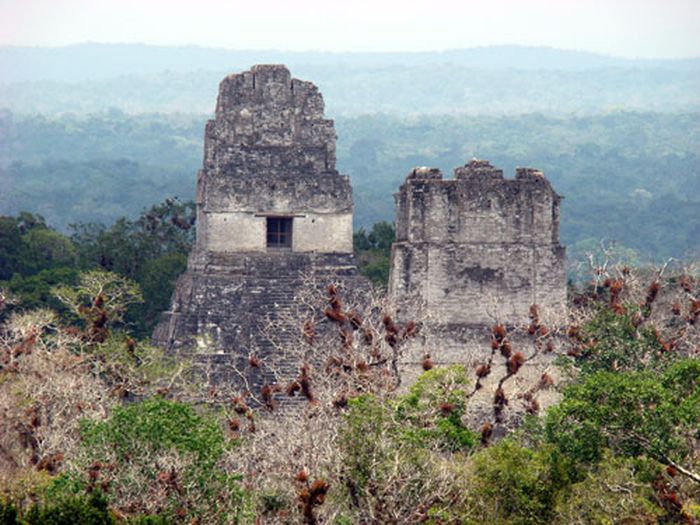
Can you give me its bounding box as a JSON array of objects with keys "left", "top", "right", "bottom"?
[
  {"left": 2, "top": 44, "right": 699, "bottom": 262},
  {"left": 3, "top": 44, "right": 700, "bottom": 115},
  {"left": 4, "top": 66, "right": 699, "bottom": 115},
  {"left": 1, "top": 109, "right": 698, "bottom": 263}
]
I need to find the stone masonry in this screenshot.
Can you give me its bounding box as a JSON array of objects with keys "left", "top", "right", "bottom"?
[
  {"left": 153, "top": 65, "right": 568, "bottom": 414},
  {"left": 153, "top": 65, "right": 367, "bottom": 383},
  {"left": 389, "top": 160, "right": 566, "bottom": 326},
  {"left": 388, "top": 160, "right": 567, "bottom": 390}
]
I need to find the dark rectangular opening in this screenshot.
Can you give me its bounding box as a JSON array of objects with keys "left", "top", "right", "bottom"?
[{"left": 266, "top": 217, "right": 293, "bottom": 249}]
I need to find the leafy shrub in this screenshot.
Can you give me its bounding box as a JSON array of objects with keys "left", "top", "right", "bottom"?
[
  {"left": 552, "top": 455, "right": 663, "bottom": 524},
  {"left": 337, "top": 368, "right": 479, "bottom": 522},
  {"left": 0, "top": 492, "right": 113, "bottom": 525},
  {"left": 0, "top": 500, "right": 18, "bottom": 525},
  {"left": 462, "top": 439, "right": 571, "bottom": 525},
  {"left": 396, "top": 365, "right": 477, "bottom": 452},
  {"left": 3, "top": 267, "right": 78, "bottom": 319},
  {"left": 338, "top": 394, "right": 439, "bottom": 522},
  {"left": 574, "top": 306, "right": 664, "bottom": 375},
  {"left": 339, "top": 395, "right": 394, "bottom": 493},
  {"left": 22, "top": 492, "right": 113, "bottom": 525},
  {"left": 546, "top": 359, "right": 700, "bottom": 476},
  {"left": 77, "top": 397, "right": 244, "bottom": 523}
]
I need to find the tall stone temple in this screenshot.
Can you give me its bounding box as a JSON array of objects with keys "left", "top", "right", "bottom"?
[
  {"left": 153, "top": 65, "right": 366, "bottom": 376},
  {"left": 154, "top": 65, "right": 567, "bottom": 397},
  {"left": 388, "top": 161, "right": 567, "bottom": 381}
]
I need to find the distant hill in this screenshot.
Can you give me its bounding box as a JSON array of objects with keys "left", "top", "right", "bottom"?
[
  {"left": 2, "top": 43, "right": 699, "bottom": 83},
  {"left": 1, "top": 43, "right": 699, "bottom": 116}
]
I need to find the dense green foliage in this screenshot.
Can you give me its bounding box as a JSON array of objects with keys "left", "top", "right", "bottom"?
[
  {"left": 352, "top": 221, "right": 395, "bottom": 287},
  {"left": 0, "top": 214, "right": 81, "bottom": 318},
  {"left": 1, "top": 399, "right": 244, "bottom": 524},
  {"left": 396, "top": 366, "right": 478, "bottom": 452},
  {"left": 341, "top": 367, "right": 478, "bottom": 480},
  {"left": 2, "top": 110, "right": 698, "bottom": 262},
  {"left": 547, "top": 359, "right": 700, "bottom": 468},
  {"left": 572, "top": 306, "right": 666, "bottom": 374},
  {"left": 462, "top": 439, "right": 572, "bottom": 525},
  {"left": 0, "top": 494, "right": 114, "bottom": 525},
  {"left": 20, "top": 492, "right": 113, "bottom": 525},
  {"left": 72, "top": 398, "right": 245, "bottom": 524},
  {"left": 0, "top": 213, "right": 73, "bottom": 280},
  {"left": 0, "top": 200, "right": 193, "bottom": 336},
  {"left": 551, "top": 455, "right": 664, "bottom": 524},
  {"left": 80, "top": 397, "right": 229, "bottom": 469}
]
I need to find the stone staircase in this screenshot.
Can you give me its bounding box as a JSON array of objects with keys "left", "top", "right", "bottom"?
[{"left": 153, "top": 251, "right": 369, "bottom": 405}]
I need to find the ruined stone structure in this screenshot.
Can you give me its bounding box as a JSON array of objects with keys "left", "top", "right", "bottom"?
[
  {"left": 153, "top": 65, "right": 567, "bottom": 411},
  {"left": 389, "top": 160, "right": 566, "bottom": 327},
  {"left": 153, "top": 65, "right": 366, "bottom": 377},
  {"left": 388, "top": 161, "right": 567, "bottom": 390}
]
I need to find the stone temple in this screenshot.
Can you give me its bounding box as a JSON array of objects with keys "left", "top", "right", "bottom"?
[
  {"left": 154, "top": 65, "right": 567, "bottom": 398},
  {"left": 389, "top": 161, "right": 566, "bottom": 326},
  {"left": 153, "top": 65, "right": 367, "bottom": 378},
  {"left": 388, "top": 161, "right": 567, "bottom": 382}
]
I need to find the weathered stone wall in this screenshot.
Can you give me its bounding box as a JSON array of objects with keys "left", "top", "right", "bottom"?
[
  {"left": 389, "top": 160, "right": 567, "bottom": 426},
  {"left": 198, "top": 210, "right": 352, "bottom": 253},
  {"left": 194, "top": 64, "right": 353, "bottom": 258},
  {"left": 389, "top": 160, "right": 566, "bottom": 327},
  {"left": 153, "top": 251, "right": 362, "bottom": 357},
  {"left": 154, "top": 66, "right": 366, "bottom": 388}
]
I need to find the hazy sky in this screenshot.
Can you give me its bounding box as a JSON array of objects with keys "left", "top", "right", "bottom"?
[{"left": 1, "top": 0, "right": 699, "bottom": 58}]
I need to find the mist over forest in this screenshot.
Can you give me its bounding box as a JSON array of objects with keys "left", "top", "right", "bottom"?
[{"left": 1, "top": 43, "right": 699, "bottom": 264}]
